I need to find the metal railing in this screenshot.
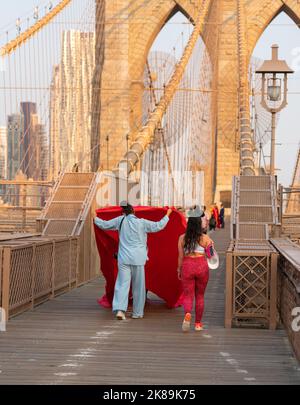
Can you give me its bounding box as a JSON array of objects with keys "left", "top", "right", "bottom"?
[
  {"left": 227, "top": 175, "right": 279, "bottom": 329},
  {"left": 278, "top": 185, "right": 300, "bottom": 243},
  {"left": 225, "top": 240, "right": 278, "bottom": 329},
  {"left": 0, "top": 180, "right": 53, "bottom": 233},
  {"left": 271, "top": 238, "right": 300, "bottom": 361},
  {"left": 0, "top": 236, "right": 79, "bottom": 319}
]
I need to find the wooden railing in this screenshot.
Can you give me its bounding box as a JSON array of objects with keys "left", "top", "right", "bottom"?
[
  {"left": 0, "top": 236, "right": 79, "bottom": 319},
  {"left": 0, "top": 180, "right": 53, "bottom": 233},
  {"left": 277, "top": 185, "right": 300, "bottom": 243},
  {"left": 271, "top": 238, "right": 300, "bottom": 361}
]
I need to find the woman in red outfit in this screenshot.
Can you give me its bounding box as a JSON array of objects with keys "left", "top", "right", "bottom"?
[
  {"left": 212, "top": 203, "right": 221, "bottom": 229},
  {"left": 177, "top": 206, "right": 214, "bottom": 332}
]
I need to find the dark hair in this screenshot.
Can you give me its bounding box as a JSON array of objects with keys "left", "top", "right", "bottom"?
[
  {"left": 122, "top": 204, "right": 134, "bottom": 216},
  {"left": 184, "top": 217, "right": 203, "bottom": 254}
]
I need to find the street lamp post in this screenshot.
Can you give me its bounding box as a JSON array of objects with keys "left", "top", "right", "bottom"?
[{"left": 256, "top": 44, "right": 294, "bottom": 175}]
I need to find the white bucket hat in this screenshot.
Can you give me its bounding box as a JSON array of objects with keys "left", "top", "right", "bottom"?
[
  {"left": 186, "top": 205, "right": 204, "bottom": 218},
  {"left": 207, "top": 249, "right": 219, "bottom": 270}
]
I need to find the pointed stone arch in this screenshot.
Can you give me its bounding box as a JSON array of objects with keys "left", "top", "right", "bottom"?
[
  {"left": 128, "top": 1, "right": 196, "bottom": 139},
  {"left": 99, "top": 0, "right": 197, "bottom": 171},
  {"left": 246, "top": 1, "right": 300, "bottom": 59},
  {"left": 129, "top": 2, "right": 195, "bottom": 80}
]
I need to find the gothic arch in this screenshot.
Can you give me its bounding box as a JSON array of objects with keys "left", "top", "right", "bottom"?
[
  {"left": 246, "top": 1, "right": 300, "bottom": 59},
  {"left": 129, "top": 1, "right": 195, "bottom": 80}
]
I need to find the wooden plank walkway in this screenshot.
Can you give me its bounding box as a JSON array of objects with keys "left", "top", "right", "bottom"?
[{"left": 0, "top": 224, "right": 300, "bottom": 385}]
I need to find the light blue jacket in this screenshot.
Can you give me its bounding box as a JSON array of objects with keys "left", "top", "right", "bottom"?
[{"left": 94, "top": 214, "right": 169, "bottom": 265}]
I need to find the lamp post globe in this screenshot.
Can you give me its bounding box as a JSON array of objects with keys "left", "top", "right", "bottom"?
[{"left": 256, "top": 44, "right": 294, "bottom": 175}]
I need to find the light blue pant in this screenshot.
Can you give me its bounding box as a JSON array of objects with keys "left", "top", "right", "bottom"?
[{"left": 112, "top": 264, "right": 146, "bottom": 317}]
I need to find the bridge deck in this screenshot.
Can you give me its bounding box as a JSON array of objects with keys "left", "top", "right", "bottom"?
[{"left": 0, "top": 225, "right": 300, "bottom": 385}]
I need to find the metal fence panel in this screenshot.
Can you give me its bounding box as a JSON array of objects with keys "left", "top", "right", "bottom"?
[
  {"left": 53, "top": 240, "right": 72, "bottom": 292},
  {"left": 225, "top": 240, "right": 278, "bottom": 329},
  {"left": 34, "top": 242, "right": 53, "bottom": 300},
  {"left": 0, "top": 237, "right": 79, "bottom": 319},
  {"left": 9, "top": 245, "right": 34, "bottom": 312}
]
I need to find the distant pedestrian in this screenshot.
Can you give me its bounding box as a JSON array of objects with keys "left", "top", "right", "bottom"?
[
  {"left": 219, "top": 203, "right": 225, "bottom": 229},
  {"left": 209, "top": 206, "right": 217, "bottom": 232},
  {"left": 212, "top": 203, "right": 220, "bottom": 229},
  {"left": 201, "top": 206, "right": 209, "bottom": 234}
]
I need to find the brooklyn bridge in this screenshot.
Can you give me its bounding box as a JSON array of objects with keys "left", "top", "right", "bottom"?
[{"left": 0, "top": 0, "right": 300, "bottom": 385}]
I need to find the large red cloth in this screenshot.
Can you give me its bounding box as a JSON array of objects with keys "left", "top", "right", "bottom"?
[
  {"left": 94, "top": 207, "right": 186, "bottom": 309},
  {"left": 212, "top": 207, "right": 221, "bottom": 228}
]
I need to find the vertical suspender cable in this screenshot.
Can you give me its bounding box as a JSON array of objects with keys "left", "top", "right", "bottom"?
[
  {"left": 237, "top": 0, "right": 255, "bottom": 175},
  {"left": 117, "top": 0, "right": 212, "bottom": 176}
]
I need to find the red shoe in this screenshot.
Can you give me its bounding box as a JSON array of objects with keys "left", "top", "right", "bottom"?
[
  {"left": 195, "top": 322, "right": 204, "bottom": 331},
  {"left": 182, "top": 313, "right": 192, "bottom": 332}
]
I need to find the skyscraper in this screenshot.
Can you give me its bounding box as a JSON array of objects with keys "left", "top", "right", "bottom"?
[
  {"left": 50, "top": 65, "right": 61, "bottom": 179},
  {"left": 0, "top": 126, "right": 7, "bottom": 204},
  {"left": 0, "top": 126, "right": 7, "bottom": 180},
  {"left": 20, "top": 102, "right": 37, "bottom": 179},
  {"left": 34, "top": 120, "right": 49, "bottom": 181},
  {"left": 7, "top": 113, "right": 24, "bottom": 180},
  {"left": 50, "top": 30, "right": 95, "bottom": 178},
  {"left": 26, "top": 113, "right": 49, "bottom": 181}
]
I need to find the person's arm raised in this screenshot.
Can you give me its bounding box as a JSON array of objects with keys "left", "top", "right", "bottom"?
[
  {"left": 94, "top": 216, "right": 122, "bottom": 231},
  {"left": 142, "top": 208, "right": 172, "bottom": 233}
]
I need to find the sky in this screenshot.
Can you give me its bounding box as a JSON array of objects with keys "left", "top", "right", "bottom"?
[{"left": 1, "top": 2, "right": 300, "bottom": 187}]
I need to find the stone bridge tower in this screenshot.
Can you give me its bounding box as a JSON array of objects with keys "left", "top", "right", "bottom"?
[{"left": 93, "top": 0, "right": 300, "bottom": 204}]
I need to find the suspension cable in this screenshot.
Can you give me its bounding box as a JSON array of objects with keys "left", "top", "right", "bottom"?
[{"left": 116, "top": 0, "right": 212, "bottom": 176}]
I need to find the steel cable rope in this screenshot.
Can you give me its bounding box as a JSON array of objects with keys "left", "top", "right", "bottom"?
[
  {"left": 0, "top": 0, "right": 54, "bottom": 35},
  {"left": 6, "top": 1, "right": 75, "bottom": 181},
  {"left": 50, "top": 0, "right": 95, "bottom": 174},
  {"left": 145, "top": 35, "right": 209, "bottom": 205},
  {"left": 0, "top": 1, "right": 73, "bottom": 57},
  {"left": 1, "top": 0, "right": 126, "bottom": 188},
  {"left": 147, "top": 53, "right": 178, "bottom": 204},
  {"left": 1, "top": 86, "right": 49, "bottom": 202}
]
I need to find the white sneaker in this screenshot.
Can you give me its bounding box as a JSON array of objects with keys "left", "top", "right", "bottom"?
[
  {"left": 132, "top": 314, "right": 143, "bottom": 319},
  {"left": 182, "top": 313, "right": 192, "bottom": 332},
  {"left": 116, "top": 310, "right": 126, "bottom": 320}
]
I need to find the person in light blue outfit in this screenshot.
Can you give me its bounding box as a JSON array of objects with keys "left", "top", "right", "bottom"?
[{"left": 94, "top": 202, "right": 172, "bottom": 320}]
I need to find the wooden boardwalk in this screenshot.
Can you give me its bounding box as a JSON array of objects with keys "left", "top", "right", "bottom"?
[{"left": 0, "top": 224, "right": 300, "bottom": 385}]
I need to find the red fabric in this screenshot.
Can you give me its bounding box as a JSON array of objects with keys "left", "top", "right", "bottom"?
[
  {"left": 212, "top": 207, "right": 221, "bottom": 228},
  {"left": 94, "top": 207, "right": 186, "bottom": 309}
]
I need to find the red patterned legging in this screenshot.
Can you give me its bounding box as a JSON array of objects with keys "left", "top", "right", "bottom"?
[{"left": 181, "top": 256, "right": 209, "bottom": 323}]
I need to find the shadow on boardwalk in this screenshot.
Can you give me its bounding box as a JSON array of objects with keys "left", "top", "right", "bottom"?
[{"left": 0, "top": 224, "right": 300, "bottom": 385}]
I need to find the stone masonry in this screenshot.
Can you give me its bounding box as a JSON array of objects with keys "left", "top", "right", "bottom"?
[{"left": 95, "top": 0, "right": 300, "bottom": 204}]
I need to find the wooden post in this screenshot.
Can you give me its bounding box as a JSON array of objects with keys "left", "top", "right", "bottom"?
[
  {"left": 22, "top": 186, "right": 27, "bottom": 231},
  {"left": 31, "top": 244, "right": 36, "bottom": 309},
  {"left": 278, "top": 184, "right": 283, "bottom": 227},
  {"left": 76, "top": 236, "right": 80, "bottom": 288},
  {"left": 2, "top": 248, "right": 11, "bottom": 319},
  {"left": 269, "top": 252, "right": 278, "bottom": 330},
  {"left": 69, "top": 238, "right": 72, "bottom": 290},
  {"left": 225, "top": 250, "right": 233, "bottom": 328},
  {"left": 51, "top": 241, "right": 55, "bottom": 298}
]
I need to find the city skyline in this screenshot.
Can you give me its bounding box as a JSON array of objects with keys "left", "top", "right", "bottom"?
[
  {"left": 6, "top": 102, "right": 49, "bottom": 182},
  {"left": 50, "top": 30, "right": 95, "bottom": 176},
  {"left": 0, "top": 126, "right": 7, "bottom": 181}
]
